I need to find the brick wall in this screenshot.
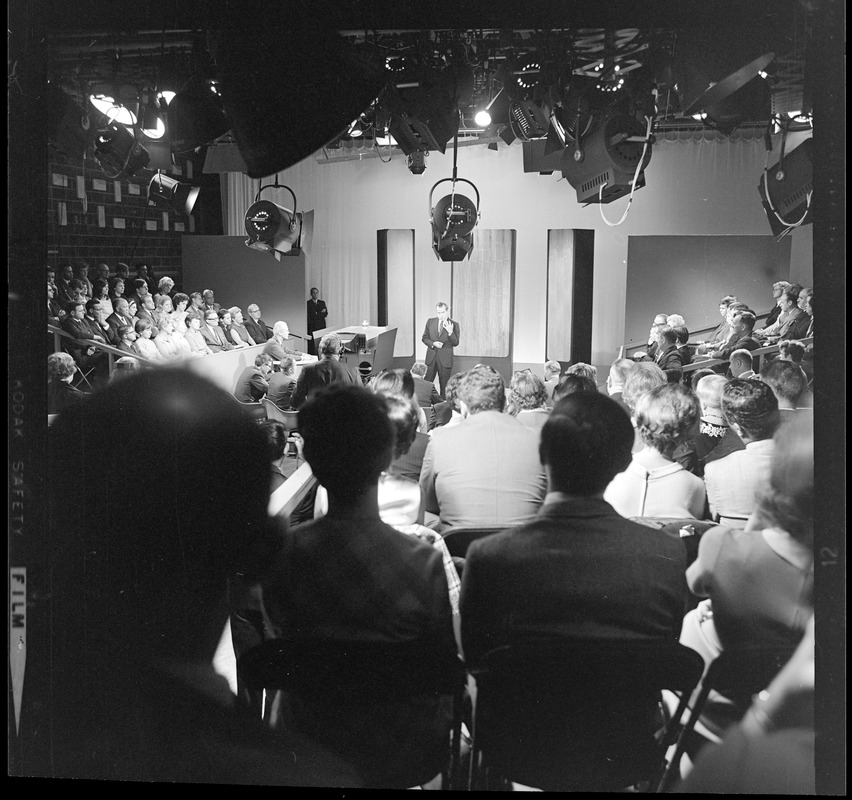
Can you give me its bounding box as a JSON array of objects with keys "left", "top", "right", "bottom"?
[{"left": 46, "top": 147, "right": 222, "bottom": 291}]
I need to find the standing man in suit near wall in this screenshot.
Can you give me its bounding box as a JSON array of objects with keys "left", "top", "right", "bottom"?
[
  {"left": 306, "top": 287, "right": 328, "bottom": 356},
  {"left": 421, "top": 301, "right": 459, "bottom": 397}
]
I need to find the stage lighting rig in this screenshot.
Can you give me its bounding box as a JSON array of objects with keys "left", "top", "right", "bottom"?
[
  {"left": 429, "top": 131, "right": 480, "bottom": 261},
  {"left": 244, "top": 182, "right": 302, "bottom": 259}
]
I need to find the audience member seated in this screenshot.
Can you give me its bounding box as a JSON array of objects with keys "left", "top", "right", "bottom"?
[
  {"left": 215, "top": 307, "right": 242, "bottom": 348},
  {"left": 703, "top": 378, "right": 780, "bottom": 528},
  {"left": 604, "top": 383, "right": 706, "bottom": 519},
  {"left": 565, "top": 361, "right": 598, "bottom": 383},
  {"left": 125, "top": 277, "right": 151, "bottom": 312},
  {"left": 370, "top": 368, "right": 430, "bottom": 433},
  {"left": 188, "top": 291, "right": 206, "bottom": 318},
  {"left": 290, "top": 332, "right": 360, "bottom": 409},
  {"left": 91, "top": 277, "right": 113, "bottom": 317},
  {"left": 106, "top": 297, "right": 134, "bottom": 340},
  {"left": 153, "top": 315, "right": 186, "bottom": 362},
  {"left": 84, "top": 297, "right": 117, "bottom": 346},
  {"left": 136, "top": 294, "right": 158, "bottom": 333},
  {"left": 235, "top": 353, "right": 273, "bottom": 403},
  {"left": 244, "top": 303, "right": 271, "bottom": 344},
  {"left": 420, "top": 366, "right": 546, "bottom": 531},
  {"left": 676, "top": 414, "right": 813, "bottom": 743},
  {"left": 153, "top": 276, "right": 175, "bottom": 307},
  {"left": 430, "top": 372, "right": 463, "bottom": 431},
  {"left": 689, "top": 367, "right": 716, "bottom": 390},
  {"left": 262, "top": 320, "right": 303, "bottom": 361},
  {"left": 706, "top": 309, "right": 760, "bottom": 361},
  {"left": 253, "top": 384, "right": 458, "bottom": 788},
  {"left": 762, "top": 280, "right": 792, "bottom": 329},
  {"left": 673, "top": 374, "right": 730, "bottom": 478},
  {"left": 552, "top": 372, "right": 598, "bottom": 403},
  {"left": 60, "top": 300, "right": 108, "bottom": 382},
  {"left": 756, "top": 290, "right": 806, "bottom": 344},
  {"left": 47, "top": 280, "right": 64, "bottom": 323},
  {"left": 460, "top": 391, "right": 688, "bottom": 787},
  {"left": 48, "top": 351, "right": 87, "bottom": 413},
  {"left": 110, "top": 355, "right": 141, "bottom": 381},
  {"left": 115, "top": 324, "right": 138, "bottom": 357},
  {"left": 114, "top": 261, "right": 131, "bottom": 285},
  {"left": 694, "top": 295, "right": 739, "bottom": 355},
  {"left": 621, "top": 361, "right": 667, "bottom": 453},
  {"left": 153, "top": 294, "right": 174, "bottom": 330},
  {"left": 44, "top": 370, "right": 360, "bottom": 786},
  {"left": 677, "top": 614, "right": 815, "bottom": 794},
  {"left": 267, "top": 356, "right": 297, "bottom": 409},
  {"left": 171, "top": 292, "right": 190, "bottom": 334},
  {"left": 410, "top": 359, "right": 442, "bottom": 429},
  {"left": 135, "top": 262, "right": 157, "bottom": 295},
  {"left": 132, "top": 318, "right": 164, "bottom": 361},
  {"left": 202, "top": 288, "right": 221, "bottom": 314},
  {"left": 777, "top": 338, "right": 806, "bottom": 366},
  {"left": 759, "top": 358, "right": 808, "bottom": 413},
  {"left": 654, "top": 325, "right": 685, "bottom": 382},
  {"left": 604, "top": 357, "right": 634, "bottom": 413},
  {"left": 506, "top": 369, "right": 550, "bottom": 430},
  {"left": 633, "top": 312, "right": 669, "bottom": 361},
  {"left": 184, "top": 312, "right": 214, "bottom": 356},
  {"left": 227, "top": 306, "right": 256, "bottom": 347},
  {"left": 74, "top": 261, "right": 93, "bottom": 298},
  {"left": 728, "top": 348, "right": 756, "bottom": 379},
  {"left": 200, "top": 309, "right": 234, "bottom": 352},
  {"left": 260, "top": 418, "right": 299, "bottom": 493},
  {"left": 55, "top": 262, "right": 76, "bottom": 305},
  {"left": 673, "top": 324, "right": 693, "bottom": 367},
  {"left": 542, "top": 359, "right": 562, "bottom": 408},
  {"left": 368, "top": 382, "right": 430, "bottom": 483}
]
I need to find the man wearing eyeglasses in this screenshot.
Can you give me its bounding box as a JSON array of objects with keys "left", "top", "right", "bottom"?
[
  {"left": 200, "top": 310, "right": 234, "bottom": 352},
  {"left": 245, "top": 303, "right": 271, "bottom": 344}
]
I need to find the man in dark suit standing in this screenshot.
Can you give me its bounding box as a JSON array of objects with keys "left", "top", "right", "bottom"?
[
  {"left": 290, "top": 333, "right": 361, "bottom": 409},
  {"left": 306, "top": 287, "right": 328, "bottom": 356},
  {"left": 421, "top": 301, "right": 459, "bottom": 397}
]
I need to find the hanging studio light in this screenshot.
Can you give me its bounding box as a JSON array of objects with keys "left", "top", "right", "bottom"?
[
  {"left": 429, "top": 177, "right": 480, "bottom": 261},
  {"left": 147, "top": 172, "right": 200, "bottom": 216},
  {"left": 244, "top": 183, "right": 303, "bottom": 259}
]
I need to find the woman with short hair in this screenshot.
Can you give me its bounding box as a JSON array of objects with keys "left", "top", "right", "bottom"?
[
  {"left": 153, "top": 316, "right": 185, "bottom": 362},
  {"left": 171, "top": 293, "right": 190, "bottom": 335},
  {"left": 506, "top": 370, "right": 550, "bottom": 430},
  {"left": 227, "top": 306, "right": 257, "bottom": 347},
  {"left": 48, "top": 351, "right": 86, "bottom": 413},
  {"left": 184, "top": 312, "right": 214, "bottom": 356},
  {"left": 604, "top": 382, "right": 707, "bottom": 519},
  {"left": 131, "top": 318, "right": 163, "bottom": 361},
  {"left": 91, "top": 278, "right": 114, "bottom": 316}
]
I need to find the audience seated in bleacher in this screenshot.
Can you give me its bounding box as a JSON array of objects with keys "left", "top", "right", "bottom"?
[
  {"left": 505, "top": 369, "right": 550, "bottom": 430},
  {"left": 132, "top": 318, "right": 163, "bottom": 361},
  {"left": 227, "top": 306, "right": 256, "bottom": 347},
  {"left": 44, "top": 370, "right": 361, "bottom": 786},
  {"left": 184, "top": 312, "right": 215, "bottom": 356},
  {"left": 634, "top": 312, "right": 669, "bottom": 361},
  {"left": 761, "top": 281, "right": 792, "bottom": 329},
  {"left": 705, "top": 309, "right": 760, "bottom": 361},
  {"left": 420, "top": 366, "right": 546, "bottom": 532},
  {"left": 756, "top": 290, "right": 807, "bottom": 344},
  {"left": 201, "top": 288, "right": 221, "bottom": 314},
  {"left": 694, "top": 298, "right": 743, "bottom": 356},
  {"left": 200, "top": 308, "right": 234, "bottom": 352},
  {"left": 244, "top": 303, "right": 271, "bottom": 344},
  {"left": 152, "top": 315, "right": 186, "bottom": 361},
  {"left": 654, "top": 325, "right": 685, "bottom": 382},
  {"left": 703, "top": 378, "right": 780, "bottom": 528},
  {"left": 253, "top": 384, "right": 458, "bottom": 788},
  {"left": 604, "top": 382, "right": 707, "bottom": 519}
]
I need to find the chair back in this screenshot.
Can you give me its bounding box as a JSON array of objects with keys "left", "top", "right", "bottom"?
[
  {"left": 262, "top": 398, "right": 299, "bottom": 430},
  {"left": 468, "top": 638, "right": 705, "bottom": 792},
  {"left": 441, "top": 527, "right": 505, "bottom": 559}
]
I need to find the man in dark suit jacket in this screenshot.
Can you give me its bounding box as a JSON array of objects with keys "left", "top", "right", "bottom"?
[
  {"left": 106, "top": 298, "right": 135, "bottom": 340},
  {"left": 267, "top": 357, "right": 298, "bottom": 408},
  {"left": 61, "top": 301, "right": 107, "bottom": 379},
  {"left": 234, "top": 354, "right": 273, "bottom": 402},
  {"left": 306, "top": 287, "right": 328, "bottom": 356},
  {"left": 654, "top": 326, "right": 685, "bottom": 382},
  {"left": 409, "top": 360, "right": 442, "bottom": 429},
  {"left": 244, "top": 303, "right": 271, "bottom": 344},
  {"left": 708, "top": 310, "right": 760, "bottom": 361},
  {"left": 421, "top": 301, "right": 459, "bottom": 397},
  {"left": 290, "top": 333, "right": 360, "bottom": 409}
]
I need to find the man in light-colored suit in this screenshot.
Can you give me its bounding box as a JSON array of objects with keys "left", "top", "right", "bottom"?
[
  {"left": 421, "top": 301, "right": 459, "bottom": 397},
  {"left": 420, "top": 366, "right": 546, "bottom": 531}
]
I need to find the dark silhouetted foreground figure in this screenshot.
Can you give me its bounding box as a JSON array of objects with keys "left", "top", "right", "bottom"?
[{"left": 45, "top": 370, "right": 361, "bottom": 786}]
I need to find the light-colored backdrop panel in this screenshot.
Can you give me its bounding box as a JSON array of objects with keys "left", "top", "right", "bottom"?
[
  {"left": 546, "top": 229, "right": 576, "bottom": 362},
  {"left": 181, "top": 235, "right": 307, "bottom": 341},
  {"left": 452, "top": 229, "right": 515, "bottom": 358},
  {"left": 380, "top": 229, "right": 415, "bottom": 358}
]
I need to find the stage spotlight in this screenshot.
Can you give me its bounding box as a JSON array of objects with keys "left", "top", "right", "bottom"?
[
  {"left": 561, "top": 112, "right": 652, "bottom": 204},
  {"left": 407, "top": 150, "right": 428, "bottom": 174},
  {"left": 147, "top": 172, "right": 200, "bottom": 216},
  {"left": 47, "top": 81, "right": 90, "bottom": 160},
  {"left": 168, "top": 75, "right": 231, "bottom": 154},
  {"left": 93, "top": 122, "right": 150, "bottom": 178},
  {"left": 429, "top": 177, "right": 480, "bottom": 261},
  {"left": 244, "top": 183, "right": 303, "bottom": 259},
  {"left": 757, "top": 137, "right": 813, "bottom": 240}
]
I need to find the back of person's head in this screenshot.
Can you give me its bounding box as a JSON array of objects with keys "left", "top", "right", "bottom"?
[
  {"left": 722, "top": 378, "right": 780, "bottom": 441},
  {"left": 541, "top": 393, "right": 633, "bottom": 495},
  {"left": 544, "top": 360, "right": 561, "bottom": 380},
  {"left": 778, "top": 339, "right": 805, "bottom": 363},
  {"left": 48, "top": 371, "right": 277, "bottom": 660},
  {"left": 370, "top": 368, "right": 415, "bottom": 399},
  {"left": 279, "top": 356, "right": 296, "bottom": 375},
  {"left": 608, "top": 357, "right": 634, "bottom": 388},
  {"left": 318, "top": 332, "right": 342, "bottom": 357},
  {"left": 506, "top": 370, "right": 548, "bottom": 415},
  {"left": 666, "top": 314, "right": 686, "bottom": 328},
  {"left": 566, "top": 362, "right": 597, "bottom": 381},
  {"left": 272, "top": 320, "right": 289, "bottom": 337},
  {"left": 622, "top": 362, "right": 667, "bottom": 413},
  {"left": 457, "top": 366, "right": 506, "bottom": 414},
  {"left": 760, "top": 359, "right": 807, "bottom": 408},
  {"left": 695, "top": 374, "right": 728, "bottom": 412},
  {"left": 410, "top": 360, "right": 427, "bottom": 378},
  {"left": 634, "top": 383, "right": 701, "bottom": 458},
  {"left": 383, "top": 393, "right": 420, "bottom": 459},
  {"left": 672, "top": 325, "right": 690, "bottom": 346},
  {"left": 753, "top": 414, "right": 814, "bottom": 544},
  {"left": 658, "top": 326, "right": 677, "bottom": 346},
  {"left": 788, "top": 283, "right": 804, "bottom": 299},
  {"left": 553, "top": 373, "right": 598, "bottom": 402},
  {"left": 135, "top": 318, "right": 152, "bottom": 335},
  {"left": 111, "top": 356, "right": 140, "bottom": 380},
  {"left": 444, "top": 372, "right": 463, "bottom": 410},
  {"left": 720, "top": 294, "right": 738, "bottom": 307},
  {"left": 299, "top": 384, "right": 394, "bottom": 503},
  {"left": 48, "top": 351, "right": 76, "bottom": 380},
  {"left": 255, "top": 353, "right": 273, "bottom": 369},
  {"left": 690, "top": 367, "right": 716, "bottom": 390},
  {"left": 259, "top": 419, "right": 289, "bottom": 461},
  {"left": 132, "top": 278, "right": 147, "bottom": 292},
  {"left": 730, "top": 348, "right": 754, "bottom": 373}
]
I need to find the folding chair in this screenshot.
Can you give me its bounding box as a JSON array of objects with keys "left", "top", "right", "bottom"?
[
  {"left": 237, "top": 637, "right": 467, "bottom": 789},
  {"left": 467, "top": 638, "right": 705, "bottom": 792},
  {"left": 235, "top": 398, "right": 267, "bottom": 422},
  {"left": 261, "top": 401, "right": 299, "bottom": 454},
  {"left": 657, "top": 643, "right": 797, "bottom": 791},
  {"left": 440, "top": 527, "right": 505, "bottom": 559}
]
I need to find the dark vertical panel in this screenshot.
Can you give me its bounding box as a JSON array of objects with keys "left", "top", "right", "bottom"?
[
  {"left": 571, "top": 229, "right": 595, "bottom": 364},
  {"left": 377, "top": 229, "right": 415, "bottom": 358},
  {"left": 546, "top": 229, "right": 594, "bottom": 365}
]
